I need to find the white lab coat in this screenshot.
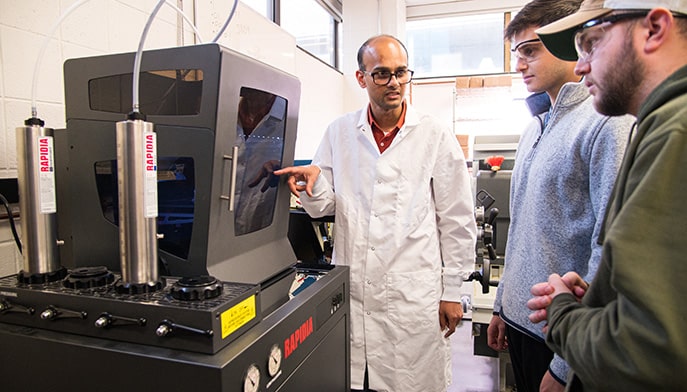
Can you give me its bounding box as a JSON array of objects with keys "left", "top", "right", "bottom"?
[{"left": 300, "top": 103, "right": 477, "bottom": 392}]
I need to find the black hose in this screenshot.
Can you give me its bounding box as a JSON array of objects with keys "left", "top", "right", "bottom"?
[{"left": 0, "top": 193, "right": 22, "bottom": 254}]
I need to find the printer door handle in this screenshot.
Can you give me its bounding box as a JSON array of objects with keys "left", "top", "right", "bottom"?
[{"left": 220, "top": 145, "right": 239, "bottom": 212}]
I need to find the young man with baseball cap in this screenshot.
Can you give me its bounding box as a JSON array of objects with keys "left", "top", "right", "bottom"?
[
  {"left": 487, "top": 1, "right": 633, "bottom": 391},
  {"left": 527, "top": 1, "right": 687, "bottom": 391}
]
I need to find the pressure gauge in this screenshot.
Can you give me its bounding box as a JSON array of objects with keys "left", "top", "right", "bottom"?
[
  {"left": 267, "top": 344, "right": 283, "bottom": 377},
  {"left": 243, "top": 363, "right": 260, "bottom": 392}
]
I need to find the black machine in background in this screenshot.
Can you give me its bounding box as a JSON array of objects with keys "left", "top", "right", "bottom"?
[
  {"left": 466, "top": 161, "right": 513, "bottom": 362},
  {"left": 474, "top": 160, "right": 512, "bottom": 258},
  {"left": 465, "top": 162, "right": 512, "bottom": 294},
  {"left": 287, "top": 210, "right": 334, "bottom": 265},
  {"left": 0, "top": 44, "right": 350, "bottom": 392}
]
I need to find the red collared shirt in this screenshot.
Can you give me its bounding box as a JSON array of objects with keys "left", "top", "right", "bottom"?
[{"left": 367, "top": 102, "right": 406, "bottom": 154}]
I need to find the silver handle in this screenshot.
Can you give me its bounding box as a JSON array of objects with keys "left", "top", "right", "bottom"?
[{"left": 220, "top": 145, "right": 239, "bottom": 212}]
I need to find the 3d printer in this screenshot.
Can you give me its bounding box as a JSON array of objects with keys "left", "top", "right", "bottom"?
[{"left": 0, "top": 43, "right": 350, "bottom": 392}]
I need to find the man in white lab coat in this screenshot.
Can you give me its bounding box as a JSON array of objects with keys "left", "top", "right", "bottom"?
[{"left": 275, "top": 35, "right": 477, "bottom": 392}]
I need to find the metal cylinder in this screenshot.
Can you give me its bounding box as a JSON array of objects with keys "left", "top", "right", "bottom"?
[
  {"left": 116, "top": 118, "right": 159, "bottom": 285},
  {"left": 16, "top": 124, "right": 61, "bottom": 275}
]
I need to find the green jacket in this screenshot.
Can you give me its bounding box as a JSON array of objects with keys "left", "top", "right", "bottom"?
[{"left": 545, "top": 65, "right": 687, "bottom": 391}]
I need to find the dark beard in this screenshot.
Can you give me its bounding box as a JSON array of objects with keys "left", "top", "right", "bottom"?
[{"left": 594, "top": 38, "right": 644, "bottom": 116}]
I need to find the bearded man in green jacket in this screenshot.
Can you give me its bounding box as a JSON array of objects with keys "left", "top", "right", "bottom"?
[{"left": 527, "top": 0, "right": 687, "bottom": 391}]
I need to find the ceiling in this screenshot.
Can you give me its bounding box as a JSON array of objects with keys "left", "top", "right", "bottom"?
[
  {"left": 406, "top": 0, "right": 456, "bottom": 5},
  {"left": 405, "top": 0, "right": 529, "bottom": 19},
  {"left": 406, "top": 0, "right": 476, "bottom": 6}
]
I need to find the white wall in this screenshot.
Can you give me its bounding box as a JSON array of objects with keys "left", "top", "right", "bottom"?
[
  {"left": 294, "top": 48, "right": 344, "bottom": 159},
  {"left": 410, "top": 80, "right": 456, "bottom": 130}
]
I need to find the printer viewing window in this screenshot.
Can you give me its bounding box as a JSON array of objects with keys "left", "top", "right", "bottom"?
[
  {"left": 94, "top": 157, "right": 196, "bottom": 260},
  {"left": 233, "top": 87, "right": 287, "bottom": 236},
  {"left": 88, "top": 69, "right": 203, "bottom": 115}
]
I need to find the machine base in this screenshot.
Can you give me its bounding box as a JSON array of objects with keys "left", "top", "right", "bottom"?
[{"left": 0, "top": 265, "right": 350, "bottom": 392}]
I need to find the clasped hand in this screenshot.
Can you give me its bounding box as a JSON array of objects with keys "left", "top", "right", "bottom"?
[{"left": 527, "top": 272, "right": 588, "bottom": 333}]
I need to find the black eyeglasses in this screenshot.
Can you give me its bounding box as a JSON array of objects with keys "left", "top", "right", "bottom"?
[
  {"left": 574, "top": 11, "right": 649, "bottom": 62},
  {"left": 363, "top": 69, "right": 414, "bottom": 86}
]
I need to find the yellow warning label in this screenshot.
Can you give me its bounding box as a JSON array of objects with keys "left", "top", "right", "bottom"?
[{"left": 221, "top": 295, "right": 257, "bottom": 339}]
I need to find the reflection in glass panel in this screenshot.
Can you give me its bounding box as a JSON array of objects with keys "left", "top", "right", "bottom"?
[
  {"left": 88, "top": 69, "right": 203, "bottom": 115},
  {"left": 407, "top": 13, "right": 505, "bottom": 77},
  {"left": 94, "top": 157, "right": 196, "bottom": 259},
  {"left": 233, "top": 87, "right": 287, "bottom": 235}
]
